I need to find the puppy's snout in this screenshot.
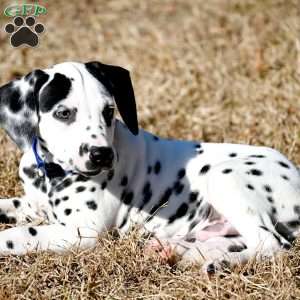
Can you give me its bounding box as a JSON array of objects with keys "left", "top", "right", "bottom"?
[{"left": 89, "top": 146, "right": 114, "bottom": 167}]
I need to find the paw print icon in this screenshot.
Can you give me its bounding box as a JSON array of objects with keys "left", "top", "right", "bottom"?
[{"left": 4, "top": 16, "right": 45, "bottom": 47}]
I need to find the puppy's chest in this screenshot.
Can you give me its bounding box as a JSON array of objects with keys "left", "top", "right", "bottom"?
[{"left": 33, "top": 174, "right": 103, "bottom": 226}]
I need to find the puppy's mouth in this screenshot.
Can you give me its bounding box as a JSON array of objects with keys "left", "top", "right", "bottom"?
[
  {"left": 75, "top": 168, "right": 102, "bottom": 177},
  {"left": 75, "top": 166, "right": 113, "bottom": 177}
]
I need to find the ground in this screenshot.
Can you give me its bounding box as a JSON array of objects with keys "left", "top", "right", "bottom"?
[{"left": 0, "top": 0, "right": 300, "bottom": 299}]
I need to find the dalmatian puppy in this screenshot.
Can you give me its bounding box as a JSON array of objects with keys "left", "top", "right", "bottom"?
[{"left": 0, "top": 61, "right": 299, "bottom": 274}]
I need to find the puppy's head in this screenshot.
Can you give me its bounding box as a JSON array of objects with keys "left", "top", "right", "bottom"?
[{"left": 0, "top": 61, "right": 139, "bottom": 176}]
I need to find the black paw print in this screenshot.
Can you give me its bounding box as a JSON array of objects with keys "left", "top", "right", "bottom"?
[{"left": 4, "top": 16, "right": 45, "bottom": 47}]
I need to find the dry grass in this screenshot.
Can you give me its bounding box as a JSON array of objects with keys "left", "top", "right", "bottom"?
[{"left": 0, "top": 0, "right": 300, "bottom": 298}]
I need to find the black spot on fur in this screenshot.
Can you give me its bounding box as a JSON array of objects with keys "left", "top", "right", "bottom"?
[
  {"left": 56, "top": 178, "right": 73, "bottom": 192},
  {"left": 229, "top": 153, "right": 237, "bottom": 157},
  {"left": 107, "top": 170, "right": 114, "bottom": 181},
  {"left": 281, "top": 175, "right": 289, "bottom": 181},
  {"left": 222, "top": 169, "right": 232, "bottom": 174},
  {"left": 287, "top": 220, "right": 300, "bottom": 228},
  {"left": 28, "top": 227, "right": 37, "bottom": 236},
  {"left": 173, "top": 181, "right": 184, "bottom": 195},
  {"left": 139, "top": 182, "right": 152, "bottom": 210},
  {"left": 278, "top": 161, "right": 290, "bottom": 169},
  {"left": 271, "top": 207, "right": 277, "bottom": 214},
  {"left": 26, "top": 216, "right": 32, "bottom": 223},
  {"left": 101, "top": 181, "right": 107, "bottom": 190},
  {"left": 245, "top": 161, "right": 255, "bottom": 165},
  {"left": 23, "top": 166, "right": 36, "bottom": 179},
  {"left": 6, "top": 240, "right": 14, "bottom": 249},
  {"left": 54, "top": 198, "right": 60, "bottom": 206},
  {"left": 199, "top": 164, "right": 210, "bottom": 175},
  {"left": 41, "top": 183, "right": 47, "bottom": 193},
  {"left": 143, "top": 182, "right": 151, "bottom": 195},
  {"left": 247, "top": 169, "right": 263, "bottom": 176},
  {"left": 267, "top": 196, "right": 274, "bottom": 203},
  {"left": 81, "top": 144, "right": 89, "bottom": 156},
  {"left": 12, "top": 199, "right": 20, "bottom": 209},
  {"left": 120, "top": 176, "right": 128, "bottom": 186},
  {"left": 264, "top": 185, "right": 272, "bottom": 193},
  {"left": 246, "top": 184, "right": 255, "bottom": 190},
  {"left": 294, "top": 205, "right": 300, "bottom": 215},
  {"left": 9, "top": 93, "right": 24, "bottom": 113},
  {"left": 153, "top": 135, "right": 159, "bottom": 141},
  {"left": 24, "top": 70, "right": 49, "bottom": 110},
  {"left": 282, "top": 243, "right": 291, "bottom": 250},
  {"left": 168, "top": 203, "right": 189, "bottom": 224},
  {"left": 249, "top": 155, "right": 265, "bottom": 158},
  {"left": 9, "top": 217, "right": 16, "bottom": 223},
  {"left": 86, "top": 201, "right": 98, "bottom": 210},
  {"left": 147, "top": 166, "right": 152, "bottom": 174},
  {"left": 123, "top": 191, "right": 134, "bottom": 205},
  {"left": 198, "top": 196, "right": 204, "bottom": 206},
  {"left": 1, "top": 84, "right": 22, "bottom": 113},
  {"left": 206, "top": 263, "right": 216, "bottom": 275},
  {"left": 64, "top": 208, "right": 72, "bottom": 216},
  {"left": 39, "top": 73, "right": 72, "bottom": 112},
  {"left": 0, "top": 214, "right": 15, "bottom": 224},
  {"left": 62, "top": 196, "right": 69, "bottom": 201},
  {"left": 188, "top": 209, "right": 196, "bottom": 221},
  {"left": 91, "top": 134, "right": 97, "bottom": 139},
  {"left": 228, "top": 245, "right": 246, "bottom": 252},
  {"left": 185, "top": 237, "right": 196, "bottom": 243},
  {"left": 189, "top": 191, "right": 199, "bottom": 203},
  {"left": 154, "top": 161, "right": 161, "bottom": 174},
  {"left": 90, "top": 187, "right": 96, "bottom": 192},
  {"left": 33, "top": 177, "right": 43, "bottom": 189},
  {"left": 76, "top": 186, "right": 86, "bottom": 193},
  {"left": 177, "top": 169, "right": 186, "bottom": 179}
]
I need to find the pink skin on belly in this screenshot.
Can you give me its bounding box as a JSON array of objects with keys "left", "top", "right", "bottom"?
[
  {"left": 196, "top": 218, "right": 239, "bottom": 241},
  {"left": 145, "top": 217, "right": 239, "bottom": 261}
]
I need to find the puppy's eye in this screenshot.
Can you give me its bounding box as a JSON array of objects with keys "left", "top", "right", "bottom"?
[
  {"left": 102, "top": 105, "right": 115, "bottom": 126},
  {"left": 54, "top": 107, "right": 75, "bottom": 121}
]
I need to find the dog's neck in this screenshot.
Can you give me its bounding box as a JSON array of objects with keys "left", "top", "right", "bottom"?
[
  {"left": 32, "top": 136, "right": 71, "bottom": 180},
  {"left": 113, "top": 120, "right": 147, "bottom": 174}
]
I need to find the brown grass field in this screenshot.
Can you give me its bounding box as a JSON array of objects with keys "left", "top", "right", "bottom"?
[{"left": 0, "top": 0, "right": 300, "bottom": 299}]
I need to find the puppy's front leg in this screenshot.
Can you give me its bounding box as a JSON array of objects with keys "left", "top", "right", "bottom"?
[
  {"left": 0, "top": 224, "right": 98, "bottom": 255},
  {"left": 0, "top": 197, "right": 48, "bottom": 224}
]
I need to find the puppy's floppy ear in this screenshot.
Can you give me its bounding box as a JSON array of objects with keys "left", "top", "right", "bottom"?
[
  {"left": 85, "top": 61, "right": 139, "bottom": 135},
  {"left": 0, "top": 70, "right": 49, "bottom": 150}
]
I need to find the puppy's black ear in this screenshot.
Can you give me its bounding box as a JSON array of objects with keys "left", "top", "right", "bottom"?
[
  {"left": 0, "top": 70, "right": 49, "bottom": 150},
  {"left": 85, "top": 61, "right": 139, "bottom": 135}
]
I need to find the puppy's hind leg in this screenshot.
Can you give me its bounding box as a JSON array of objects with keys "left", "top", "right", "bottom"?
[{"left": 206, "top": 162, "right": 292, "bottom": 267}]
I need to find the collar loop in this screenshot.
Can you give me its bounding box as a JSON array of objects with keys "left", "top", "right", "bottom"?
[{"left": 32, "top": 137, "right": 70, "bottom": 179}]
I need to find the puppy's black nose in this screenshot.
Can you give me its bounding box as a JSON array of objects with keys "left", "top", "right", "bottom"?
[{"left": 89, "top": 146, "right": 114, "bottom": 167}]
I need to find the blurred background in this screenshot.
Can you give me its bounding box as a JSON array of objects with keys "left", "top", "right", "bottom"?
[{"left": 0, "top": 0, "right": 299, "bottom": 150}]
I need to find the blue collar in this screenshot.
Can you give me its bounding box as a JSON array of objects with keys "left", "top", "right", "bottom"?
[{"left": 32, "top": 137, "right": 70, "bottom": 179}]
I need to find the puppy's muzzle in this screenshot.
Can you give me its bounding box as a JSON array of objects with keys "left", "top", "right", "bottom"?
[{"left": 89, "top": 146, "right": 114, "bottom": 169}]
